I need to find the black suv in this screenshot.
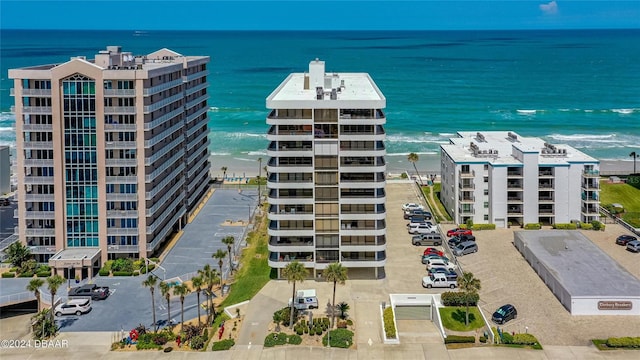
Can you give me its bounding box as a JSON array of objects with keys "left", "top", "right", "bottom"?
[
  {"left": 616, "top": 235, "right": 637, "bottom": 246},
  {"left": 448, "top": 234, "right": 476, "bottom": 248},
  {"left": 492, "top": 304, "right": 517, "bottom": 324}
]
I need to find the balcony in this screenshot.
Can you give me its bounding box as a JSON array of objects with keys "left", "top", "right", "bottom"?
[
  {"left": 23, "top": 124, "right": 53, "bottom": 131},
  {"left": 107, "top": 244, "right": 139, "bottom": 253},
  {"left": 507, "top": 169, "right": 523, "bottom": 177},
  {"left": 143, "top": 93, "right": 183, "bottom": 113},
  {"left": 107, "top": 228, "right": 139, "bottom": 236},
  {"left": 143, "top": 79, "right": 183, "bottom": 96},
  {"left": 459, "top": 194, "right": 475, "bottom": 203},
  {"left": 103, "top": 89, "right": 135, "bottom": 96},
  {"left": 104, "top": 106, "right": 136, "bottom": 114},
  {"left": 268, "top": 252, "right": 314, "bottom": 268},
  {"left": 105, "top": 141, "right": 137, "bottom": 149},
  {"left": 105, "top": 176, "right": 137, "bottom": 184},
  {"left": 538, "top": 182, "right": 554, "bottom": 190},
  {"left": 23, "top": 211, "right": 56, "bottom": 219},
  {"left": 23, "top": 176, "right": 55, "bottom": 184},
  {"left": 25, "top": 228, "right": 55, "bottom": 236},
  {"left": 507, "top": 207, "right": 524, "bottom": 215},
  {"left": 582, "top": 181, "right": 599, "bottom": 190},
  {"left": 23, "top": 159, "right": 54, "bottom": 167},
  {"left": 459, "top": 169, "right": 475, "bottom": 178},
  {"left": 24, "top": 193, "right": 55, "bottom": 202},
  {"left": 106, "top": 210, "right": 139, "bottom": 218},
  {"left": 22, "top": 106, "right": 52, "bottom": 114},
  {"left": 183, "top": 69, "right": 209, "bottom": 82},
  {"left": 538, "top": 196, "right": 554, "bottom": 203},
  {"left": 28, "top": 245, "right": 57, "bottom": 254},
  {"left": 12, "top": 88, "right": 52, "bottom": 96},
  {"left": 583, "top": 169, "right": 600, "bottom": 177},
  {"left": 23, "top": 141, "right": 54, "bottom": 149},
  {"left": 105, "top": 158, "right": 138, "bottom": 167},
  {"left": 458, "top": 182, "right": 475, "bottom": 190},
  {"left": 104, "top": 123, "right": 137, "bottom": 131}
]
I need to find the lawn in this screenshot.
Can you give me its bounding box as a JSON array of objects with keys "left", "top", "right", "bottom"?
[
  {"left": 599, "top": 180, "right": 640, "bottom": 227},
  {"left": 219, "top": 208, "right": 271, "bottom": 308},
  {"left": 439, "top": 306, "right": 485, "bottom": 331},
  {"left": 422, "top": 183, "right": 453, "bottom": 222}
]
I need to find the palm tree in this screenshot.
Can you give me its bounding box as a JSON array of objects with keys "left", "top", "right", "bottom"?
[
  {"left": 407, "top": 152, "right": 424, "bottom": 186},
  {"left": 282, "top": 261, "right": 307, "bottom": 328},
  {"left": 159, "top": 281, "right": 172, "bottom": 328},
  {"left": 172, "top": 283, "right": 190, "bottom": 333},
  {"left": 257, "top": 157, "right": 263, "bottom": 204},
  {"left": 457, "top": 272, "right": 482, "bottom": 326},
  {"left": 324, "top": 263, "right": 348, "bottom": 329},
  {"left": 198, "top": 265, "right": 219, "bottom": 323},
  {"left": 190, "top": 275, "right": 204, "bottom": 328},
  {"left": 27, "top": 278, "right": 44, "bottom": 311},
  {"left": 142, "top": 275, "right": 158, "bottom": 332},
  {"left": 221, "top": 166, "right": 228, "bottom": 181},
  {"left": 630, "top": 151, "right": 638, "bottom": 173},
  {"left": 212, "top": 249, "right": 227, "bottom": 287},
  {"left": 221, "top": 236, "right": 235, "bottom": 273},
  {"left": 46, "top": 275, "right": 64, "bottom": 323},
  {"left": 6, "top": 241, "right": 32, "bottom": 268}
]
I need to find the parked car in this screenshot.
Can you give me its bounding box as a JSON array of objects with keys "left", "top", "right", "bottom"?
[
  {"left": 402, "top": 203, "right": 424, "bottom": 211},
  {"left": 447, "top": 228, "right": 473, "bottom": 237},
  {"left": 406, "top": 220, "right": 433, "bottom": 228},
  {"left": 616, "top": 235, "right": 637, "bottom": 246},
  {"left": 68, "top": 284, "right": 110, "bottom": 300},
  {"left": 408, "top": 223, "right": 438, "bottom": 234},
  {"left": 425, "top": 258, "right": 456, "bottom": 271},
  {"left": 54, "top": 298, "right": 92, "bottom": 316},
  {"left": 422, "top": 273, "right": 458, "bottom": 289},
  {"left": 412, "top": 234, "right": 443, "bottom": 246},
  {"left": 0, "top": 198, "right": 10, "bottom": 206},
  {"left": 626, "top": 240, "right": 640, "bottom": 253},
  {"left": 448, "top": 234, "right": 476, "bottom": 248},
  {"left": 427, "top": 267, "right": 458, "bottom": 279},
  {"left": 492, "top": 304, "right": 517, "bottom": 324},
  {"left": 421, "top": 254, "right": 450, "bottom": 264},
  {"left": 404, "top": 209, "right": 431, "bottom": 220},
  {"left": 423, "top": 247, "right": 443, "bottom": 257},
  {"left": 453, "top": 241, "right": 478, "bottom": 256}
]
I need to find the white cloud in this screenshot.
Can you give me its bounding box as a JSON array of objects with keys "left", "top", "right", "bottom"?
[{"left": 540, "top": 1, "right": 559, "bottom": 15}]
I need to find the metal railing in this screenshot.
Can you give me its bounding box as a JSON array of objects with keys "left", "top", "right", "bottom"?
[{"left": 599, "top": 206, "right": 640, "bottom": 236}]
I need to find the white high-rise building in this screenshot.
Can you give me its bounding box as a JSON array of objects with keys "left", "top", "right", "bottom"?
[
  {"left": 9, "top": 46, "right": 211, "bottom": 279},
  {"left": 440, "top": 131, "right": 599, "bottom": 227},
  {"left": 265, "top": 60, "right": 387, "bottom": 279}
]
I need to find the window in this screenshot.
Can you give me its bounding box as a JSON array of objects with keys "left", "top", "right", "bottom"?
[
  {"left": 484, "top": 177, "right": 489, "bottom": 183},
  {"left": 484, "top": 189, "right": 489, "bottom": 196},
  {"left": 484, "top": 215, "right": 489, "bottom": 221},
  {"left": 484, "top": 202, "right": 489, "bottom": 208}
]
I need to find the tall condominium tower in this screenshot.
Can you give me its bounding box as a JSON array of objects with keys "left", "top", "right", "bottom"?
[
  {"left": 9, "top": 46, "right": 211, "bottom": 279},
  {"left": 440, "top": 131, "right": 600, "bottom": 227},
  {"left": 266, "top": 60, "right": 387, "bottom": 279}
]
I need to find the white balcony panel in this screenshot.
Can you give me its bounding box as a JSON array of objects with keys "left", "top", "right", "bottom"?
[
  {"left": 267, "top": 197, "right": 314, "bottom": 206},
  {"left": 266, "top": 118, "right": 312, "bottom": 125},
  {"left": 106, "top": 176, "right": 138, "bottom": 184},
  {"left": 23, "top": 124, "right": 53, "bottom": 131},
  {"left": 103, "top": 89, "right": 135, "bottom": 96},
  {"left": 107, "top": 245, "right": 140, "bottom": 253},
  {"left": 266, "top": 149, "right": 312, "bottom": 157},
  {"left": 267, "top": 244, "right": 314, "bottom": 253},
  {"left": 104, "top": 106, "right": 136, "bottom": 114},
  {"left": 339, "top": 165, "right": 385, "bottom": 173},
  {"left": 266, "top": 181, "right": 313, "bottom": 189},
  {"left": 25, "top": 228, "right": 56, "bottom": 236},
  {"left": 341, "top": 212, "right": 385, "bottom": 221},
  {"left": 266, "top": 134, "right": 314, "bottom": 142},
  {"left": 22, "top": 106, "right": 52, "bottom": 114},
  {"left": 339, "top": 149, "right": 385, "bottom": 157},
  {"left": 340, "top": 244, "right": 386, "bottom": 252},
  {"left": 24, "top": 194, "right": 55, "bottom": 202},
  {"left": 268, "top": 213, "right": 314, "bottom": 221},
  {"left": 268, "top": 259, "right": 314, "bottom": 269},
  {"left": 143, "top": 93, "right": 183, "bottom": 113},
  {"left": 339, "top": 134, "right": 385, "bottom": 141},
  {"left": 339, "top": 197, "right": 385, "bottom": 205},
  {"left": 267, "top": 229, "right": 315, "bottom": 238},
  {"left": 267, "top": 165, "right": 313, "bottom": 174},
  {"left": 339, "top": 182, "right": 385, "bottom": 189},
  {"left": 107, "top": 228, "right": 140, "bottom": 236},
  {"left": 340, "top": 259, "right": 386, "bottom": 268},
  {"left": 104, "top": 124, "right": 137, "bottom": 131},
  {"left": 106, "top": 210, "right": 139, "bottom": 218},
  {"left": 340, "top": 228, "right": 386, "bottom": 237},
  {"left": 23, "top": 141, "right": 53, "bottom": 149},
  {"left": 340, "top": 118, "right": 385, "bottom": 126},
  {"left": 143, "top": 79, "right": 183, "bottom": 96},
  {"left": 24, "top": 159, "right": 54, "bottom": 167},
  {"left": 105, "top": 158, "right": 138, "bottom": 167},
  {"left": 18, "top": 89, "right": 52, "bottom": 96},
  {"left": 28, "top": 246, "right": 57, "bottom": 253},
  {"left": 23, "top": 211, "right": 56, "bottom": 219},
  {"left": 183, "top": 70, "right": 209, "bottom": 82},
  {"left": 23, "top": 176, "right": 55, "bottom": 184}
]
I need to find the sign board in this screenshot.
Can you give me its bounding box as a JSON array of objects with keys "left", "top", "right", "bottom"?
[{"left": 597, "top": 301, "right": 633, "bottom": 310}]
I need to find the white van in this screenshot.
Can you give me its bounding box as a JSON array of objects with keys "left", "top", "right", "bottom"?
[{"left": 288, "top": 289, "right": 318, "bottom": 310}]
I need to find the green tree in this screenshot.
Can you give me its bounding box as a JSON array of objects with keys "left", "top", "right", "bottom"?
[
  {"left": 212, "top": 249, "right": 228, "bottom": 287},
  {"left": 159, "top": 281, "right": 172, "bottom": 328},
  {"left": 407, "top": 152, "right": 424, "bottom": 186},
  {"left": 324, "top": 263, "right": 348, "bottom": 328},
  {"left": 26, "top": 278, "right": 44, "bottom": 311},
  {"left": 221, "top": 236, "right": 235, "bottom": 274},
  {"left": 190, "top": 275, "right": 204, "bottom": 328},
  {"left": 172, "top": 283, "right": 190, "bottom": 333},
  {"left": 221, "top": 166, "right": 228, "bottom": 181},
  {"left": 46, "top": 275, "right": 64, "bottom": 323},
  {"left": 282, "top": 261, "right": 307, "bottom": 329},
  {"left": 31, "top": 308, "right": 57, "bottom": 340},
  {"left": 630, "top": 151, "right": 638, "bottom": 173},
  {"left": 337, "top": 302, "right": 350, "bottom": 320},
  {"left": 457, "top": 272, "right": 482, "bottom": 326},
  {"left": 142, "top": 275, "right": 158, "bottom": 332},
  {"left": 198, "top": 264, "right": 219, "bottom": 323},
  {"left": 257, "top": 157, "right": 263, "bottom": 204},
  {"left": 6, "top": 241, "right": 32, "bottom": 268}
]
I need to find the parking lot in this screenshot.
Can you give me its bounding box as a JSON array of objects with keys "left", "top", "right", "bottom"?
[{"left": 454, "top": 224, "right": 640, "bottom": 345}]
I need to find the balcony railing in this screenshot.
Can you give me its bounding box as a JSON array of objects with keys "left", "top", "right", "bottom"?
[
  {"left": 107, "top": 244, "right": 139, "bottom": 252},
  {"left": 583, "top": 169, "right": 600, "bottom": 177},
  {"left": 103, "top": 89, "right": 135, "bottom": 96},
  {"left": 459, "top": 182, "right": 475, "bottom": 190},
  {"left": 459, "top": 170, "right": 475, "bottom": 178},
  {"left": 22, "top": 106, "right": 52, "bottom": 114},
  {"left": 104, "top": 106, "right": 136, "bottom": 114},
  {"left": 12, "top": 88, "right": 52, "bottom": 96},
  {"left": 143, "top": 79, "right": 183, "bottom": 96},
  {"left": 28, "top": 245, "right": 57, "bottom": 253}
]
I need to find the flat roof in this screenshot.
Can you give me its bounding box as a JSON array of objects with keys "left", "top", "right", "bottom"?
[
  {"left": 268, "top": 72, "right": 384, "bottom": 102},
  {"left": 50, "top": 248, "right": 101, "bottom": 261},
  {"left": 515, "top": 231, "right": 640, "bottom": 297},
  {"left": 441, "top": 131, "right": 598, "bottom": 165}
]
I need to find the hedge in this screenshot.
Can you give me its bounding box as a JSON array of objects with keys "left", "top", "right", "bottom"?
[
  {"left": 263, "top": 332, "right": 288, "bottom": 347},
  {"left": 2, "top": 272, "right": 16, "bottom": 278},
  {"left": 36, "top": 271, "right": 51, "bottom": 277},
  {"left": 579, "top": 222, "right": 593, "bottom": 230},
  {"left": 383, "top": 307, "right": 396, "bottom": 339},
  {"left": 524, "top": 223, "right": 541, "bottom": 230},
  {"left": 591, "top": 221, "right": 605, "bottom": 231},
  {"left": 606, "top": 337, "right": 640, "bottom": 348},
  {"left": 552, "top": 223, "right": 577, "bottom": 230},
  {"left": 512, "top": 333, "right": 539, "bottom": 345},
  {"left": 471, "top": 224, "right": 496, "bottom": 230},
  {"left": 322, "top": 329, "right": 354, "bottom": 348},
  {"left": 288, "top": 334, "right": 302, "bottom": 345},
  {"left": 98, "top": 269, "right": 110, "bottom": 276},
  {"left": 441, "top": 291, "right": 479, "bottom": 306},
  {"left": 112, "top": 271, "right": 133, "bottom": 276},
  {"left": 211, "top": 339, "right": 235, "bottom": 351},
  {"left": 19, "top": 272, "right": 34, "bottom": 277},
  {"left": 444, "top": 335, "right": 475, "bottom": 344}
]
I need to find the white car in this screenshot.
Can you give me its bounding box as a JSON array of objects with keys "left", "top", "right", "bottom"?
[
  {"left": 425, "top": 258, "right": 456, "bottom": 271},
  {"left": 402, "top": 203, "right": 424, "bottom": 212},
  {"left": 54, "top": 298, "right": 92, "bottom": 316},
  {"left": 408, "top": 223, "right": 438, "bottom": 234}
]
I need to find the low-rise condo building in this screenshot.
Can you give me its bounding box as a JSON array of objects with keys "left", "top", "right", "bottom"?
[
  {"left": 9, "top": 46, "right": 211, "bottom": 279},
  {"left": 266, "top": 59, "right": 387, "bottom": 279},
  {"left": 440, "top": 131, "right": 599, "bottom": 227}
]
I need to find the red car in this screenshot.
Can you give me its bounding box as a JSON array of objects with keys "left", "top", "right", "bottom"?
[
  {"left": 447, "top": 228, "right": 472, "bottom": 237},
  {"left": 423, "top": 248, "right": 444, "bottom": 257}
]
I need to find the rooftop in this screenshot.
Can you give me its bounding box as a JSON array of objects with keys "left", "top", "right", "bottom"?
[
  {"left": 515, "top": 230, "right": 640, "bottom": 297},
  {"left": 441, "top": 131, "right": 598, "bottom": 165}
]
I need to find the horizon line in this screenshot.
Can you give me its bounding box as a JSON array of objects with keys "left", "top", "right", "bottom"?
[{"left": 2, "top": 28, "right": 640, "bottom": 32}]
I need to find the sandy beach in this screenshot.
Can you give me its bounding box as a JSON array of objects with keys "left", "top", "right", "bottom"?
[{"left": 208, "top": 153, "right": 636, "bottom": 180}]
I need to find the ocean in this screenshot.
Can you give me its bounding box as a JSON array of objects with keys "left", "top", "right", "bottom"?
[{"left": 1, "top": 29, "right": 639, "bottom": 176}]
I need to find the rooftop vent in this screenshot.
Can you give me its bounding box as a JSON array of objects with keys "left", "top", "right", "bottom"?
[
  {"left": 507, "top": 132, "right": 518, "bottom": 141},
  {"left": 316, "top": 86, "right": 323, "bottom": 100}
]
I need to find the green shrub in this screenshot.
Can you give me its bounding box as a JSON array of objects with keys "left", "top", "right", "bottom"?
[
  {"left": 133, "top": 259, "right": 144, "bottom": 270},
  {"left": 492, "top": 327, "right": 499, "bottom": 344},
  {"left": 458, "top": 224, "right": 468, "bottom": 230},
  {"left": 441, "top": 291, "right": 479, "bottom": 306},
  {"left": 273, "top": 306, "right": 298, "bottom": 327},
  {"left": 2, "top": 272, "right": 16, "bottom": 278},
  {"left": 606, "top": 337, "right": 640, "bottom": 348},
  {"left": 112, "top": 271, "right": 133, "bottom": 276},
  {"left": 19, "top": 271, "right": 34, "bottom": 277},
  {"left": 512, "top": 333, "right": 539, "bottom": 346},
  {"left": 36, "top": 265, "right": 51, "bottom": 272},
  {"left": 103, "top": 260, "right": 114, "bottom": 271},
  {"left": 552, "top": 223, "right": 577, "bottom": 230},
  {"left": 295, "top": 327, "right": 303, "bottom": 336},
  {"left": 211, "top": 339, "right": 235, "bottom": 351},
  {"left": 288, "top": 334, "right": 302, "bottom": 345},
  {"left": 591, "top": 220, "right": 605, "bottom": 231},
  {"left": 383, "top": 307, "right": 396, "bottom": 339},
  {"left": 315, "top": 326, "right": 323, "bottom": 335},
  {"left": 190, "top": 335, "right": 205, "bottom": 350},
  {"left": 98, "top": 268, "right": 110, "bottom": 276},
  {"left": 479, "top": 336, "right": 487, "bottom": 343},
  {"left": 501, "top": 332, "right": 514, "bottom": 344},
  {"left": 444, "top": 335, "right": 475, "bottom": 344},
  {"left": 323, "top": 317, "right": 330, "bottom": 326},
  {"left": 579, "top": 222, "right": 593, "bottom": 230},
  {"left": 9, "top": 267, "right": 18, "bottom": 272},
  {"left": 346, "top": 319, "right": 353, "bottom": 326},
  {"left": 322, "top": 329, "right": 354, "bottom": 348},
  {"left": 471, "top": 223, "right": 496, "bottom": 230},
  {"left": 466, "top": 219, "right": 474, "bottom": 228},
  {"left": 36, "top": 271, "right": 50, "bottom": 277},
  {"left": 263, "top": 332, "right": 288, "bottom": 347},
  {"left": 524, "top": 223, "right": 541, "bottom": 230},
  {"left": 136, "top": 333, "right": 162, "bottom": 350},
  {"left": 149, "top": 257, "right": 160, "bottom": 263},
  {"left": 203, "top": 328, "right": 209, "bottom": 341},
  {"left": 111, "top": 258, "right": 133, "bottom": 272}
]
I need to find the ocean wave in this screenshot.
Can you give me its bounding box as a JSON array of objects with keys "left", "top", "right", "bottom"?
[
  {"left": 611, "top": 108, "right": 635, "bottom": 114},
  {"left": 0, "top": 127, "right": 15, "bottom": 132},
  {"left": 0, "top": 112, "right": 16, "bottom": 121},
  {"left": 516, "top": 109, "right": 538, "bottom": 115},
  {"left": 245, "top": 151, "right": 267, "bottom": 156},
  {"left": 386, "top": 133, "right": 447, "bottom": 144},
  {"left": 232, "top": 157, "right": 257, "bottom": 162},
  {"left": 386, "top": 152, "right": 439, "bottom": 156},
  {"left": 547, "top": 134, "right": 616, "bottom": 141},
  {"left": 209, "top": 152, "right": 231, "bottom": 156}
]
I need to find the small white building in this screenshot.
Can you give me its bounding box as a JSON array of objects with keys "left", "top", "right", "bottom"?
[
  {"left": 514, "top": 231, "right": 640, "bottom": 315},
  {"left": 440, "top": 131, "right": 599, "bottom": 227}
]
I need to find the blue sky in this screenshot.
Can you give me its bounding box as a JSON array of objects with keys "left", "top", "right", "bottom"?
[{"left": 1, "top": 1, "right": 639, "bottom": 30}]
